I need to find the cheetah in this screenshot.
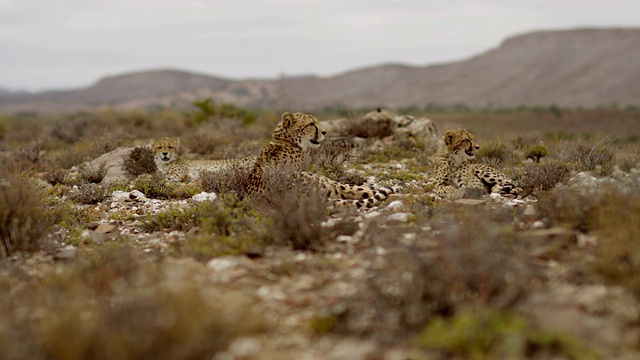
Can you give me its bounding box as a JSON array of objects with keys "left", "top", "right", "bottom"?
[
  {"left": 152, "top": 137, "right": 257, "bottom": 182},
  {"left": 246, "top": 112, "right": 398, "bottom": 209},
  {"left": 432, "top": 129, "right": 517, "bottom": 200}
]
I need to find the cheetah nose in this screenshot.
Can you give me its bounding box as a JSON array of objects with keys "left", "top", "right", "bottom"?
[
  {"left": 321, "top": 131, "right": 327, "bottom": 136},
  {"left": 475, "top": 146, "right": 480, "bottom": 150}
]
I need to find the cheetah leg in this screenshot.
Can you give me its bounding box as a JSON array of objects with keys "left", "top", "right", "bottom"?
[{"left": 298, "top": 172, "right": 398, "bottom": 209}]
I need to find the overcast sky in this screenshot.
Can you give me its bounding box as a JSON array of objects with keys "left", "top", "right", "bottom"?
[{"left": 1, "top": 0, "right": 639, "bottom": 91}]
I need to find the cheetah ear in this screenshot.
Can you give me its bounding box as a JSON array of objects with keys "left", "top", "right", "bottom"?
[
  {"left": 444, "top": 130, "right": 457, "bottom": 145},
  {"left": 281, "top": 112, "right": 294, "bottom": 128}
]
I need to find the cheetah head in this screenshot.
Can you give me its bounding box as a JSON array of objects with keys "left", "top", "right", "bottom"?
[
  {"left": 272, "top": 112, "right": 326, "bottom": 150},
  {"left": 152, "top": 137, "right": 180, "bottom": 165},
  {"left": 444, "top": 129, "right": 480, "bottom": 161}
]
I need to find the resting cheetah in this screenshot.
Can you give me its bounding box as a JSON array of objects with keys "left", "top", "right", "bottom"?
[
  {"left": 246, "top": 112, "right": 398, "bottom": 209},
  {"left": 432, "top": 129, "right": 517, "bottom": 200},
  {"left": 152, "top": 137, "right": 257, "bottom": 182}
]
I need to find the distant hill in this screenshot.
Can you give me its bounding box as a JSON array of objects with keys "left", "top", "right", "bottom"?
[{"left": 1, "top": 28, "right": 639, "bottom": 113}]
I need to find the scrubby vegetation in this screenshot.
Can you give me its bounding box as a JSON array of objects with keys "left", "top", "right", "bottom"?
[{"left": 1, "top": 106, "right": 639, "bottom": 358}]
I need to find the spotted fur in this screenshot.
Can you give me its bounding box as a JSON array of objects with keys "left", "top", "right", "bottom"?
[
  {"left": 247, "top": 112, "right": 397, "bottom": 209},
  {"left": 432, "top": 129, "right": 517, "bottom": 200},
  {"left": 152, "top": 137, "right": 256, "bottom": 182}
]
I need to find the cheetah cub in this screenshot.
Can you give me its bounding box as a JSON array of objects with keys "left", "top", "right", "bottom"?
[
  {"left": 152, "top": 137, "right": 257, "bottom": 182},
  {"left": 432, "top": 129, "right": 517, "bottom": 200}
]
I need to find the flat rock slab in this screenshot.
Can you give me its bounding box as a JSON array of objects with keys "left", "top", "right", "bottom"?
[{"left": 453, "top": 198, "right": 487, "bottom": 206}]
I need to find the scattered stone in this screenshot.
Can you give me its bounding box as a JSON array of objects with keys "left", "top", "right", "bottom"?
[
  {"left": 94, "top": 223, "right": 118, "bottom": 235},
  {"left": 81, "top": 229, "right": 109, "bottom": 244},
  {"left": 386, "top": 200, "right": 404, "bottom": 210},
  {"left": 577, "top": 233, "right": 598, "bottom": 247},
  {"left": 54, "top": 246, "right": 77, "bottom": 260},
  {"left": 192, "top": 191, "right": 218, "bottom": 202},
  {"left": 111, "top": 190, "right": 131, "bottom": 202},
  {"left": 129, "top": 190, "right": 147, "bottom": 201},
  {"left": 336, "top": 235, "right": 353, "bottom": 244},
  {"left": 522, "top": 205, "right": 537, "bottom": 217},
  {"left": 386, "top": 212, "right": 411, "bottom": 224}
]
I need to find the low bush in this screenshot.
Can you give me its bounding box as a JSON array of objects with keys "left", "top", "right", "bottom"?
[
  {"left": 79, "top": 161, "right": 108, "bottom": 184},
  {"left": 122, "top": 146, "right": 157, "bottom": 176},
  {"left": 200, "top": 166, "right": 251, "bottom": 198},
  {"left": 0, "top": 244, "right": 261, "bottom": 359},
  {"left": 335, "top": 206, "right": 534, "bottom": 339},
  {"left": 129, "top": 173, "right": 200, "bottom": 200},
  {"left": 476, "top": 139, "right": 511, "bottom": 166},
  {"left": 591, "top": 187, "right": 640, "bottom": 299},
  {"left": 0, "top": 176, "right": 50, "bottom": 257},
  {"left": 416, "top": 310, "right": 597, "bottom": 359},
  {"left": 553, "top": 138, "right": 617, "bottom": 175},
  {"left": 68, "top": 183, "right": 110, "bottom": 205},
  {"left": 254, "top": 168, "right": 330, "bottom": 251},
  {"left": 512, "top": 159, "right": 572, "bottom": 196},
  {"left": 524, "top": 142, "right": 549, "bottom": 162}
]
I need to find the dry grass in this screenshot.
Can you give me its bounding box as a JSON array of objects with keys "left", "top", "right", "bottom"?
[
  {"left": 511, "top": 159, "right": 573, "bottom": 197},
  {"left": 1, "top": 107, "right": 639, "bottom": 357},
  {"left": 200, "top": 166, "right": 251, "bottom": 198},
  {"left": 336, "top": 206, "right": 535, "bottom": 340},
  {"left": 591, "top": 187, "right": 640, "bottom": 299},
  {"left": 0, "top": 176, "right": 50, "bottom": 257},
  {"left": 122, "top": 146, "right": 157, "bottom": 176},
  {"left": 256, "top": 169, "right": 330, "bottom": 251},
  {"left": 0, "top": 244, "right": 261, "bottom": 360}
]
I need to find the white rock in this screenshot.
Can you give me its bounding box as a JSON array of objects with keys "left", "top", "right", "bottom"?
[
  {"left": 386, "top": 200, "right": 404, "bottom": 210},
  {"left": 364, "top": 211, "right": 381, "bottom": 218},
  {"left": 111, "top": 190, "right": 131, "bottom": 202},
  {"left": 387, "top": 212, "right": 410, "bottom": 223},
  {"left": 192, "top": 191, "right": 218, "bottom": 202},
  {"left": 531, "top": 220, "right": 545, "bottom": 229},
  {"left": 129, "top": 190, "right": 147, "bottom": 201},
  {"left": 207, "top": 257, "right": 240, "bottom": 271}
]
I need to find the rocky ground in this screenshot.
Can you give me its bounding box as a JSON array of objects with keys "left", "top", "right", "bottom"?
[
  {"left": 5, "top": 158, "right": 640, "bottom": 359},
  {"left": 2, "top": 109, "right": 640, "bottom": 359}
]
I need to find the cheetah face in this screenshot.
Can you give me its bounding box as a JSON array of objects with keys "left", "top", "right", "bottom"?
[
  {"left": 152, "top": 137, "right": 180, "bottom": 164},
  {"left": 273, "top": 112, "right": 326, "bottom": 150},
  {"left": 444, "top": 129, "right": 480, "bottom": 161}
]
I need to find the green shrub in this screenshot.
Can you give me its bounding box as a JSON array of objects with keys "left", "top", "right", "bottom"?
[
  {"left": 43, "top": 193, "right": 100, "bottom": 230},
  {"left": 417, "top": 310, "right": 597, "bottom": 360},
  {"left": 525, "top": 142, "right": 549, "bottom": 162},
  {"left": 130, "top": 173, "right": 199, "bottom": 200}
]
